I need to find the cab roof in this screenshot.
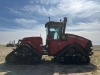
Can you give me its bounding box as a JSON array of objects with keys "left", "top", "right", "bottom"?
[{"left": 45, "top": 21, "right": 63, "bottom": 28}]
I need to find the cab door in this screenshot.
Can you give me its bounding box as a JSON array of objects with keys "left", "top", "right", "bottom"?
[{"left": 48, "top": 39, "right": 67, "bottom": 55}]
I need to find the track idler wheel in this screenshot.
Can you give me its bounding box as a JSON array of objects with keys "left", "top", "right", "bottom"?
[
  {"left": 80, "top": 56, "right": 90, "bottom": 65},
  {"left": 5, "top": 51, "right": 16, "bottom": 65},
  {"left": 58, "top": 56, "right": 65, "bottom": 64}
]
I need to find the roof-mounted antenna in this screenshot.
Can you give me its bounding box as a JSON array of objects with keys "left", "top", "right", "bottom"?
[
  {"left": 48, "top": 17, "right": 50, "bottom": 22},
  {"left": 40, "top": 34, "right": 41, "bottom": 37},
  {"left": 60, "top": 19, "right": 62, "bottom": 22}
]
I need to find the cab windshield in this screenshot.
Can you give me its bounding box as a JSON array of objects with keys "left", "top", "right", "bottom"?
[{"left": 49, "top": 28, "right": 60, "bottom": 40}]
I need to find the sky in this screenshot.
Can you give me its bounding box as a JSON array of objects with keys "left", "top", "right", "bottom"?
[{"left": 0, "top": 0, "right": 100, "bottom": 45}]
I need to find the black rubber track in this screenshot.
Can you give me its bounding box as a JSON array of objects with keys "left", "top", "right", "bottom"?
[
  {"left": 5, "top": 45, "right": 41, "bottom": 65},
  {"left": 55, "top": 44, "right": 90, "bottom": 65}
]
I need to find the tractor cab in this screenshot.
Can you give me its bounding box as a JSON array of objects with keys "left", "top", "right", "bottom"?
[
  {"left": 45, "top": 17, "right": 67, "bottom": 54},
  {"left": 45, "top": 22, "right": 62, "bottom": 40},
  {"left": 45, "top": 17, "right": 67, "bottom": 41}
]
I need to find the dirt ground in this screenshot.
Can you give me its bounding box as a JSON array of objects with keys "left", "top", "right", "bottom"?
[{"left": 0, "top": 45, "right": 100, "bottom": 75}]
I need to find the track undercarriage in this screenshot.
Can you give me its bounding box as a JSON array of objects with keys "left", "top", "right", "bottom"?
[
  {"left": 5, "top": 17, "right": 93, "bottom": 65},
  {"left": 5, "top": 44, "right": 91, "bottom": 65},
  {"left": 6, "top": 45, "right": 41, "bottom": 65},
  {"left": 55, "top": 44, "right": 90, "bottom": 65}
]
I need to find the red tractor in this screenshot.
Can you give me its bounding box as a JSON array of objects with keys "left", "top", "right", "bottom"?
[{"left": 5, "top": 17, "right": 93, "bottom": 65}]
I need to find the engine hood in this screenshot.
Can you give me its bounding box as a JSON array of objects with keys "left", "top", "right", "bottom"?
[{"left": 64, "top": 33, "right": 88, "bottom": 41}]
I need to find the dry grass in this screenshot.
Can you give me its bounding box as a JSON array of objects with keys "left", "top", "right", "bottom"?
[{"left": 0, "top": 45, "right": 100, "bottom": 75}]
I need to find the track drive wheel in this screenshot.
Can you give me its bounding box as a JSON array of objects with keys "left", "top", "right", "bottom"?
[{"left": 80, "top": 55, "right": 90, "bottom": 65}]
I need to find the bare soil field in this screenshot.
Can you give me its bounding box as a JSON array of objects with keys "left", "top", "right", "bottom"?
[{"left": 0, "top": 45, "right": 100, "bottom": 75}]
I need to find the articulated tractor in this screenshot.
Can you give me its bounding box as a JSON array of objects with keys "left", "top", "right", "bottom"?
[{"left": 5, "top": 17, "right": 93, "bottom": 65}]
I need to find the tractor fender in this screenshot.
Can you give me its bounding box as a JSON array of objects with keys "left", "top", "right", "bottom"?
[{"left": 56, "top": 43, "right": 88, "bottom": 57}]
